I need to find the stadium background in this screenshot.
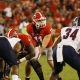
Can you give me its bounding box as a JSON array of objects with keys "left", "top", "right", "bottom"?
[{"left": 0, "top": 0, "right": 80, "bottom": 41}]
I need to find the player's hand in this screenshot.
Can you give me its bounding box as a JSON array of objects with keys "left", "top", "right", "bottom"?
[
  {"left": 19, "top": 51, "right": 28, "bottom": 55},
  {"left": 17, "top": 60, "right": 21, "bottom": 64},
  {"left": 17, "top": 57, "right": 26, "bottom": 64}
]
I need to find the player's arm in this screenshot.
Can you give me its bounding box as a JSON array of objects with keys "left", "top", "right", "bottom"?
[
  {"left": 25, "top": 43, "right": 35, "bottom": 60},
  {"left": 18, "top": 43, "right": 35, "bottom": 63},
  {"left": 41, "top": 34, "right": 51, "bottom": 53},
  {"left": 13, "top": 42, "right": 21, "bottom": 57},
  {"left": 52, "top": 35, "right": 61, "bottom": 49}
]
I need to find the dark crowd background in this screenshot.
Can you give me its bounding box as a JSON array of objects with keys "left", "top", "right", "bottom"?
[{"left": 0, "top": 0, "right": 80, "bottom": 41}]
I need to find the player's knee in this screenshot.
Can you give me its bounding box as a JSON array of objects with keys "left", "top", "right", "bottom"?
[
  {"left": 8, "top": 60, "right": 18, "bottom": 67},
  {"left": 52, "top": 67, "right": 63, "bottom": 77},
  {"left": 52, "top": 70, "right": 59, "bottom": 77},
  {"left": 30, "top": 59, "right": 41, "bottom": 69}
]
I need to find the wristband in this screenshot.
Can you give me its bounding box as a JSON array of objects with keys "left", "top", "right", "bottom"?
[{"left": 20, "top": 57, "right": 26, "bottom": 63}]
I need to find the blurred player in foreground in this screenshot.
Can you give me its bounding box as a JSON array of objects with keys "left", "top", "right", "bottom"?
[
  {"left": 0, "top": 36, "right": 22, "bottom": 80},
  {"left": 26, "top": 12, "right": 62, "bottom": 80},
  {"left": 49, "top": 17, "right": 80, "bottom": 80}
]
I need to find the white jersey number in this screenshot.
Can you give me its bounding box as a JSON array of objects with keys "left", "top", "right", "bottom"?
[{"left": 34, "top": 36, "right": 42, "bottom": 43}]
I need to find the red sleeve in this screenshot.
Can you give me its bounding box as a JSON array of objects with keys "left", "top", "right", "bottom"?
[
  {"left": 45, "top": 24, "right": 52, "bottom": 35},
  {"left": 18, "top": 34, "right": 30, "bottom": 46},
  {"left": 30, "top": 36, "right": 36, "bottom": 47}
]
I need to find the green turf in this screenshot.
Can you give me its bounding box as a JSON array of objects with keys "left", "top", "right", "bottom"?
[{"left": 15, "top": 55, "right": 78, "bottom": 80}]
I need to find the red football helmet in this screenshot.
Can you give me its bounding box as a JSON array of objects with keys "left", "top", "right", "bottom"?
[
  {"left": 6, "top": 28, "right": 18, "bottom": 38},
  {"left": 32, "top": 12, "right": 46, "bottom": 29}
]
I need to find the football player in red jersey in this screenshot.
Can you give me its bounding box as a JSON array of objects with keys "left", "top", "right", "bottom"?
[
  {"left": 26, "top": 12, "right": 62, "bottom": 80},
  {"left": 5, "top": 28, "right": 45, "bottom": 80}
]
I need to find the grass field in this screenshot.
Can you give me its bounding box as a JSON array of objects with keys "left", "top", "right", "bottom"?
[{"left": 18, "top": 55, "right": 78, "bottom": 80}]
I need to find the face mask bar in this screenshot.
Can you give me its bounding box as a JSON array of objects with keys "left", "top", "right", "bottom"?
[{"left": 34, "top": 19, "right": 46, "bottom": 29}]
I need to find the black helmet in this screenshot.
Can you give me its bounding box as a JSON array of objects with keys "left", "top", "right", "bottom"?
[{"left": 72, "top": 17, "right": 80, "bottom": 26}]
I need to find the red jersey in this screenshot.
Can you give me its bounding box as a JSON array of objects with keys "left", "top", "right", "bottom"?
[
  {"left": 17, "top": 33, "right": 30, "bottom": 46},
  {"left": 17, "top": 33, "right": 36, "bottom": 47},
  {"left": 26, "top": 23, "right": 53, "bottom": 48}
]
